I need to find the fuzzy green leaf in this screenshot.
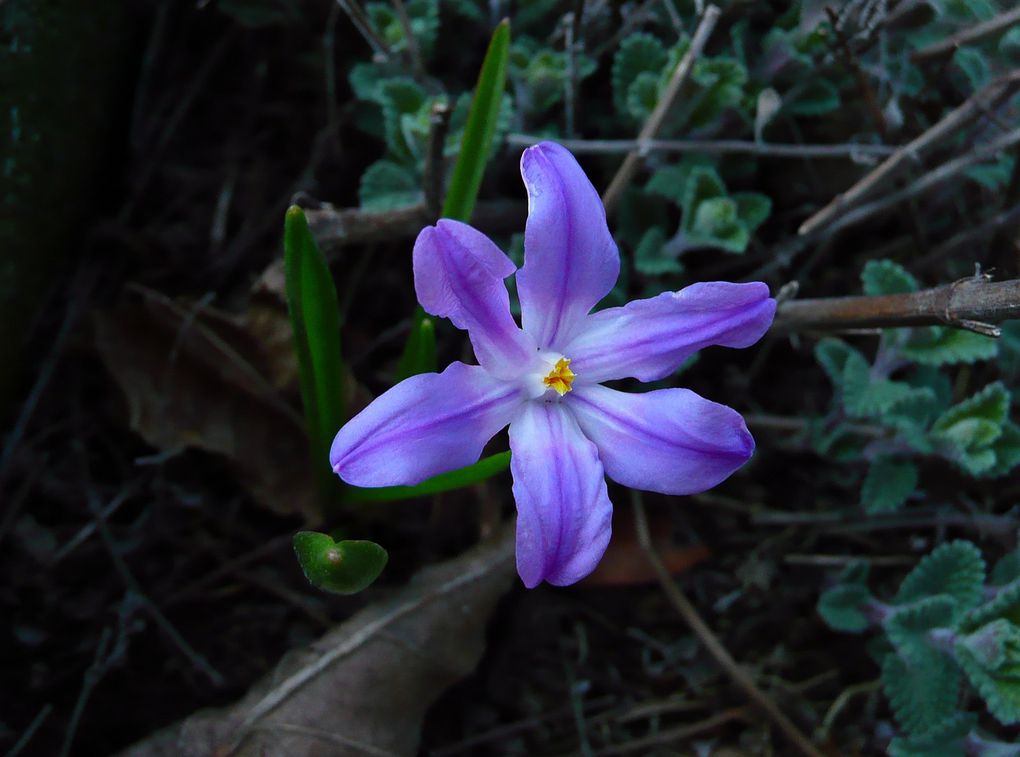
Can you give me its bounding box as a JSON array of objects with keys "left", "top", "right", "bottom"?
[
  {"left": 861, "top": 458, "right": 918, "bottom": 514},
  {"left": 992, "top": 549, "right": 1020, "bottom": 587},
  {"left": 861, "top": 259, "right": 919, "bottom": 296},
  {"left": 612, "top": 32, "right": 667, "bottom": 114},
  {"left": 680, "top": 167, "right": 726, "bottom": 232},
  {"left": 625, "top": 70, "right": 660, "bottom": 121},
  {"left": 887, "top": 712, "right": 976, "bottom": 757},
  {"left": 733, "top": 192, "right": 771, "bottom": 233},
  {"left": 882, "top": 649, "right": 960, "bottom": 736},
  {"left": 955, "top": 620, "right": 1020, "bottom": 725},
  {"left": 293, "top": 531, "right": 387, "bottom": 594},
  {"left": 961, "top": 579, "right": 1020, "bottom": 631},
  {"left": 633, "top": 227, "right": 682, "bottom": 276},
  {"left": 931, "top": 383, "right": 1010, "bottom": 473},
  {"left": 358, "top": 159, "right": 421, "bottom": 210},
  {"left": 886, "top": 595, "right": 959, "bottom": 659},
  {"left": 818, "top": 583, "right": 874, "bottom": 632},
  {"left": 784, "top": 78, "right": 840, "bottom": 116},
  {"left": 899, "top": 327, "right": 998, "bottom": 366},
  {"left": 982, "top": 421, "right": 1020, "bottom": 479},
  {"left": 896, "top": 540, "right": 986, "bottom": 611}
]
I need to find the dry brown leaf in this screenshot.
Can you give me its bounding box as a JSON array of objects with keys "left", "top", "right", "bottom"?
[
  {"left": 92, "top": 285, "right": 319, "bottom": 521},
  {"left": 118, "top": 527, "right": 516, "bottom": 757},
  {"left": 584, "top": 505, "right": 710, "bottom": 587}
]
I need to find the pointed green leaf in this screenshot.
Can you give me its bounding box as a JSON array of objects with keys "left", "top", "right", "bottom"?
[
  {"left": 395, "top": 309, "right": 437, "bottom": 380},
  {"left": 293, "top": 531, "right": 387, "bottom": 594},
  {"left": 343, "top": 450, "right": 510, "bottom": 503},
  {"left": 443, "top": 19, "right": 510, "bottom": 222},
  {"left": 284, "top": 206, "right": 345, "bottom": 504}
]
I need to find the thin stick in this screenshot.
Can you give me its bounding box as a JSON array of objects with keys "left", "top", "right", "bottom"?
[
  {"left": 912, "top": 7, "right": 1020, "bottom": 62},
  {"left": 7, "top": 703, "right": 53, "bottom": 757},
  {"left": 601, "top": 5, "right": 721, "bottom": 215},
  {"left": 799, "top": 69, "right": 1020, "bottom": 236},
  {"left": 632, "top": 494, "right": 825, "bottom": 757},
  {"left": 507, "top": 133, "right": 896, "bottom": 158},
  {"left": 336, "top": 0, "right": 393, "bottom": 60},
  {"left": 391, "top": 0, "right": 426, "bottom": 79},
  {"left": 423, "top": 101, "right": 451, "bottom": 219},
  {"left": 823, "top": 126, "right": 1020, "bottom": 235},
  {"left": 773, "top": 276, "right": 1020, "bottom": 335},
  {"left": 825, "top": 6, "right": 888, "bottom": 141}
]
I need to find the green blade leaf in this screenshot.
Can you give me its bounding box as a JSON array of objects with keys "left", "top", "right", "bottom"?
[
  {"left": 343, "top": 451, "right": 510, "bottom": 503},
  {"left": 442, "top": 18, "right": 510, "bottom": 222},
  {"left": 284, "top": 206, "right": 345, "bottom": 503},
  {"left": 293, "top": 531, "right": 388, "bottom": 594},
  {"left": 395, "top": 308, "right": 437, "bottom": 381}
]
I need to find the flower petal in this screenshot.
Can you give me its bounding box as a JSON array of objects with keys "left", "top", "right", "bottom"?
[
  {"left": 517, "top": 141, "right": 620, "bottom": 350},
  {"left": 509, "top": 402, "right": 612, "bottom": 588},
  {"left": 568, "top": 384, "right": 754, "bottom": 495},
  {"left": 414, "top": 220, "right": 536, "bottom": 379},
  {"left": 564, "top": 282, "right": 776, "bottom": 384},
  {"left": 331, "top": 362, "right": 523, "bottom": 487}
]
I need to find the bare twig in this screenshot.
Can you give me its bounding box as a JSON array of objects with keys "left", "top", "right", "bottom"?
[
  {"left": 7, "top": 703, "right": 53, "bottom": 757},
  {"left": 825, "top": 6, "right": 888, "bottom": 141},
  {"left": 564, "top": 3, "right": 584, "bottom": 138},
  {"left": 423, "top": 101, "right": 451, "bottom": 219},
  {"left": 773, "top": 275, "right": 1020, "bottom": 335},
  {"left": 391, "top": 0, "right": 426, "bottom": 79},
  {"left": 912, "top": 203, "right": 1020, "bottom": 271},
  {"left": 594, "top": 708, "right": 750, "bottom": 756},
  {"left": 912, "top": 7, "right": 1020, "bottom": 62},
  {"left": 632, "top": 494, "right": 824, "bottom": 757},
  {"left": 303, "top": 199, "right": 526, "bottom": 251},
  {"left": 799, "top": 69, "right": 1020, "bottom": 236},
  {"left": 823, "top": 126, "right": 1020, "bottom": 235},
  {"left": 601, "top": 4, "right": 721, "bottom": 215},
  {"left": 507, "top": 133, "right": 896, "bottom": 158},
  {"left": 336, "top": 0, "right": 394, "bottom": 60}
]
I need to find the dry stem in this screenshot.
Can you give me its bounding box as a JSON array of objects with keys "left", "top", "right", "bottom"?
[{"left": 601, "top": 5, "right": 721, "bottom": 215}]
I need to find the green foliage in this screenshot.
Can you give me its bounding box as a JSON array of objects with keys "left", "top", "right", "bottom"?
[
  {"left": 896, "top": 541, "right": 985, "bottom": 611},
  {"left": 665, "top": 166, "right": 771, "bottom": 254},
  {"left": 861, "top": 457, "right": 917, "bottom": 514},
  {"left": 861, "top": 259, "right": 919, "bottom": 296},
  {"left": 882, "top": 648, "right": 960, "bottom": 736},
  {"left": 359, "top": 159, "right": 422, "bottom": 210},
  {"left": 611, "top": 33, "right": 667, "bottom": 115},
  {"left": 510, "top": 36, "right": 595, "bottom": 115},
  {"left": 442, "top": 19, "right": 510, "bottom": 221},
  {"left": 821, "top": 540, "right": 1020, "bottom": 744},
  {"left": 284, "top": 206, "right": 345, "bottom": 505},
  {"left": 292, "top": 531, "right": 388, "bottom": 594},
  {"left": 633, "top": 227, "right": 681, "bottom": 276},
  {"left": 395, "top": 310, "right": 437, "bottom": 380},
  {"left": 366, "top": 0, "right": 439, "bottom": 57},
  {"left": 930, "top": 383, "right": 1012, "bottom": 475},
  {"left": 817, "top": 583, "right": 874, "bottom": 632}
]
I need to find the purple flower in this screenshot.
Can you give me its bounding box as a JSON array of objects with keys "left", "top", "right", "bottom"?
[{"left": 331, "top": 142, "right": 776, "bottom": 588}]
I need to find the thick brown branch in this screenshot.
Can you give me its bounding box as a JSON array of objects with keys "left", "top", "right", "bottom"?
[{"left": 773, "top": 277, "right": 1020, "bottom": 335}]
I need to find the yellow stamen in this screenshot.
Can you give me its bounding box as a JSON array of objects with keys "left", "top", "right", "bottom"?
[{"left": 542, "top": 357, "right": 575, "bottom": 396}]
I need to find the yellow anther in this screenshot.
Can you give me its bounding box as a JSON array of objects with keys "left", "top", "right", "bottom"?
[{"left": 542, "top": 357, "right": 575, "bottom": 396}]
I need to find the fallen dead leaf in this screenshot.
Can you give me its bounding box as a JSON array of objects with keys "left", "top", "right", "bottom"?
[
  {"left": 584, "top": 505, "right": 710, "bottom": 587},
  {"left": 92, "top": 285, "right": 319, "bottom": 521},
  {"left": 117, "top": 526, "right": 516, "bottom": 757}
]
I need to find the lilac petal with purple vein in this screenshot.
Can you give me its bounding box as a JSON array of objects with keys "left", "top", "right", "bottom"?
[
  {"left": 567, "top": 384, "right": 755, "bottom": 495},
  {"left": 414, "top": 220, "right": 536, "bottom": 379},
  {"left": 565, "top": 281, "right": 777, "bottom": 384},
  {"left": 330, "top": 362, "right": 523, "bottom": 487},
  {"left": 509, "top": 402, "right": 612, "bottom": 588},
  {"left": 516, "top": 142, "right": 620, "bottom": 350}
]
